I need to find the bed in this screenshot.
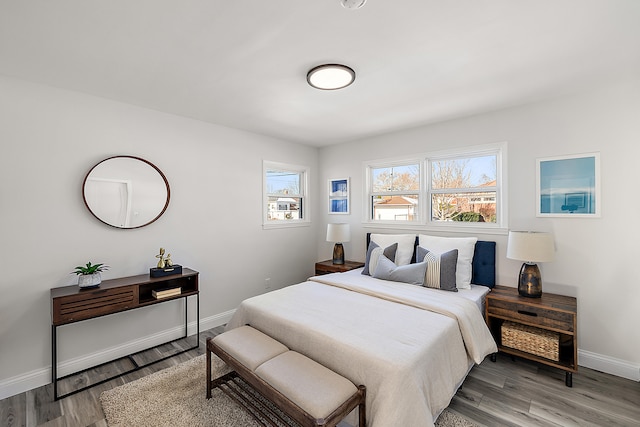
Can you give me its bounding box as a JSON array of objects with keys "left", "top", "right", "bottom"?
[{"left": 226, "top": 234, "right": 498, "bottom": 427}]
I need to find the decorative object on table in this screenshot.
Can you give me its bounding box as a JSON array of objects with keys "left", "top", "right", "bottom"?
[
  {"left": 152, "top": 286, "right": 182, "bottom": 299},
  {"left": 328, "top": 178, "right": 350, "bottom": 214},
  {"left": 326, "top": 223, "right": 351, "bottom": 265},
  {"left": 536, "top": 152, "right": 600, "bottom": 217},
  {"left": 150, "top": 247, "right": 182, "bottom": 277},
  {"left": 71, "top": 262, "right": 109, "bottom": 288},
  {"left": 506, "top": 231, "right": 555, "bottom": 298},
  {"left": 156, "top": 247, "right": 167, "bottom": 268}
]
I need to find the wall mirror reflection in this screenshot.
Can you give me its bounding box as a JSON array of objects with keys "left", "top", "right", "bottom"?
[{"left": 83, "top": 156, "right": 170, "bottom": 229}]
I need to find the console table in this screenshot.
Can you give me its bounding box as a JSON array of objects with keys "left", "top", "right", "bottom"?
[{"left": 51, "top": 268, "right": 199, "bottom": 400}]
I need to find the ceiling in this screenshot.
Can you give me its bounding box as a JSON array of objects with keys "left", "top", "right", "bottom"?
[{"left": 1, "top": 1, "right": 639, "bottom": 147}]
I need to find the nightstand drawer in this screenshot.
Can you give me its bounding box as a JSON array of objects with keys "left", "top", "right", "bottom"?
[{"left": 487, "top": 299, "right": 574, "bottom": 333}]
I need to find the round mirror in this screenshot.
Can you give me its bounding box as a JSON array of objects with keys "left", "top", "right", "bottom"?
[{"left": 83, "top": 156, "right": 170, "bottom": 229}]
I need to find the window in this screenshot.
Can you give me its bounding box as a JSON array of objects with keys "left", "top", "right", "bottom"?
[
  {"left": 430, "top": 154, "right": 498, "bottom": 224},
  {"left": 365, "top": 144, "right": 506, "bottom": 230},
  {"left": 264, "top": 161, "right": 309, "bottom": 227},
  {"left": 369, "top": 162, "right": 421, "bottom": 222}
]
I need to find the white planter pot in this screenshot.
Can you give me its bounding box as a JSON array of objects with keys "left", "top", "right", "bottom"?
[{"left": 78, "top": 272, "right": 101, "bottom": 288}]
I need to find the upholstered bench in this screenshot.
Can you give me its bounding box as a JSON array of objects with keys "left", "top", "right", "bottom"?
[{"left": 206, "top": 325, "right": 366, "bottom": 427}]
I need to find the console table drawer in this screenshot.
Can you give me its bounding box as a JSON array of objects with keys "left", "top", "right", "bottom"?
[
  {"left": 53, "top": 287, "right": 136, "bottom": 325},
  {"left": 487, "top": 299, "right": 574, "bottom": 332}
]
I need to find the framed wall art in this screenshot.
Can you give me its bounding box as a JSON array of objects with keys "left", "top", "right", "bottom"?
[
  {"left": 536, "top": 152, "right": 600, "bottom": 217},
  {"left": 329, "top": 178, "right": 350, "bottom": 214}
]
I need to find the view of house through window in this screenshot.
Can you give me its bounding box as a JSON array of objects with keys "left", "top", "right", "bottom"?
[
  {"left": 367, "top": 147, "right": 503, "bottom": 227},
  {"left": 371, "top": 163, "right": 421, "bottom": 221},
  {"left": 430, "top": 155, "right": 497, "bottom": 223},
  {"left": 265, "top": 163, "right": 306, "bottom": 222}
]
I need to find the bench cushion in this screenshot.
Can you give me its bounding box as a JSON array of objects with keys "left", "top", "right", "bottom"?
[
  {"left": 255, "top": 351, "right": 358, "bottom": 420},
  {"left": 213, "top": 326, "right": 288, "bottom": 371}
]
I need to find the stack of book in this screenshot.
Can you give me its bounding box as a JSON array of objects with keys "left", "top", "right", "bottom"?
[{"left": 152, "top": 287, "right": 182, "bottom": 299}]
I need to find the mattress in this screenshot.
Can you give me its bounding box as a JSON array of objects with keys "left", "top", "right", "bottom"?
[{"left": 226, "top": 271, "right": 497, "bottom": 427}]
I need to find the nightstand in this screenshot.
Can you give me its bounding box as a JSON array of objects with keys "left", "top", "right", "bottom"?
[
  {"left": 485, "top": 285, "right": 577, "bottom": 387},
  {"left": 315, "top": 260, "right": 365, "bottom": 275}
]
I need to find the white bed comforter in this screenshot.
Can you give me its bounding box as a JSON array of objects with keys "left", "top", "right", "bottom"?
[{"left": 226, "top": 272, "right": 497, "bottom": 427}]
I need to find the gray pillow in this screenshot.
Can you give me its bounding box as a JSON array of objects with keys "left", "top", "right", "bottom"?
[
  {"left": 362, "top": 241, "right": 398, "bottom": 276},
  {"left": 416, "top": 246, "right": 458, "bottom": 292},
  {"left": 372, "top": 255, "right": 427, "bottom": 285}
]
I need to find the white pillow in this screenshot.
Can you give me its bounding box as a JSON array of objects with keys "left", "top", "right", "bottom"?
[
  {"left": 370, "top": 234, "right": 416, "bottom": 266},
  {"left": 418, "top": 235, "right": 477, "bottom": 289}
]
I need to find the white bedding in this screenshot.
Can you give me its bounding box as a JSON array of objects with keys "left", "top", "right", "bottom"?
[
  {"left": 226, "top": 271, "right": 496, "bottom": 427},
  {"left": 341, "top": 267, "right": 491, "bottom": 312}
]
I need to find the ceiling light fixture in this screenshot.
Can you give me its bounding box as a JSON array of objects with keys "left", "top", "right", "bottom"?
[
  {"left": 341, "top": 0, "right": 367, "bottom": 9},
  {"left": 306, "top": 64, "right": 356, "bottom": 90}
]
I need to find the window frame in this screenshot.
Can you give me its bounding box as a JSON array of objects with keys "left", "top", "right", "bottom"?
[
  {"left": 363, "top": 143, "right": 508, "bottom": 234},
  {"left": 367, "top": 157, "right": 423, "bottom": 224},
  {"left": 263, "top": 160, "right": 311, "bottom": 229}
]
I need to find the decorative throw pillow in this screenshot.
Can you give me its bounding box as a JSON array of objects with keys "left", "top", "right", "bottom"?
[
  {"left": 372, "top": 255, "right": 427, "bottom": 285},
  {"left": 370, "top": 234, "right": 416, "bottom": 266},
  {"left": 362, "top": 241, "right": 398, "bottom": 276},
  {"left": 416, "top": 246, "right": 458, "bottom": 292},
  {"left": 418, "top": 235, "right": 477, "bottom": 290}
]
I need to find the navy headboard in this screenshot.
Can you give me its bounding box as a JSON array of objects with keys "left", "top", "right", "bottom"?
[{"left": 365, "top": 233, "right": 496, "bottom": 288}]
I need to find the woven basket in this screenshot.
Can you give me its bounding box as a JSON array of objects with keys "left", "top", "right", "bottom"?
[{"left": 501, "top": 321, "right": 559, "bottom": 361}]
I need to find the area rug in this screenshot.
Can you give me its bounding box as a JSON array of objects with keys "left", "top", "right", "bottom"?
[{"left": 100, "top": 354, "right": 477, "bottom": 427}]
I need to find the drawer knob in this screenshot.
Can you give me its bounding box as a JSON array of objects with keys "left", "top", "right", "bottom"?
[{"left": 517, "top": 310, "right": 538, "bottom": 317}]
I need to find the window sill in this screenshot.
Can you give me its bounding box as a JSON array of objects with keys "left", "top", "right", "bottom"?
[{"left": 263, "top": 221, "right": 311, "bottom": 230}]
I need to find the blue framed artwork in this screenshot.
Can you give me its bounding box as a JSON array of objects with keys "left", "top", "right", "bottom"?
[
  {"left": 536, "top": 153, "right": 600, "bottom": 217},
  {"left": 329, "top": 178, "right": 349, "bottom": 214}
]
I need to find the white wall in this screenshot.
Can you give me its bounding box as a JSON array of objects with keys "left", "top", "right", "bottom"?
[
  {"left": 317, "top": 78, "right": 640, "bottom": 380},
  {"left": 0, "top": 76, "right": 319, "bottom": 397},
  {"left": 2, "top": 75, "right": 638, "bottom": 399}
]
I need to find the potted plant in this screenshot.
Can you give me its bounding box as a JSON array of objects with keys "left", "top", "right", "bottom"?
[{"left": 72, "top": 262, "right": 109, "bottom": 288}]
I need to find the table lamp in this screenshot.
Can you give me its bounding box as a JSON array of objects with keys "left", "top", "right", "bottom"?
[
  {"left": 507, "top": 231, "right": 555, "bottom": 298},
  {"left": 326, "top": 223, "right": 350, "bottom": 265}
]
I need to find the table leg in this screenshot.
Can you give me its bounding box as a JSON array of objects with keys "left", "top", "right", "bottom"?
[{"left": 565, "top": 372, "right": 573, "bottom": 387}]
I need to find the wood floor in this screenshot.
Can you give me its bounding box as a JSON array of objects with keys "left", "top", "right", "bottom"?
[{"left": 1, "top": 326, "right": 639, "bottom": 427}]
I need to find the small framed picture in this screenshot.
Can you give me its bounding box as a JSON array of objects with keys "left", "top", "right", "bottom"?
[
  {"left": 329, "top": 178, "right": 349, "bottom": 214},
  {"left": 536, "top": 153, "right": 600, "bottom": 217}
]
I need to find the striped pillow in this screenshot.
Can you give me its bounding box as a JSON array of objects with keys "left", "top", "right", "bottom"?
[{"left": 416, "top": 246, "right": 458, "bottom": 292}]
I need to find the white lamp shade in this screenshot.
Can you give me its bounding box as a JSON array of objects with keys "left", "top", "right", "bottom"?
[
  {"left": 326, "top": 223, "right": 351, "bottom": 243},
  {"left": 507, "top": 231, "right": 555, "bottom": 263}
]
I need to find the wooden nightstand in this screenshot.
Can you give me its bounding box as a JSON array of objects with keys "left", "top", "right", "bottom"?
[
  {"left": 485, "top": 285, "right": 577, "bottom": 387},
  {"left": 315, "top": 260, "right": 365, "bottom": 275}
]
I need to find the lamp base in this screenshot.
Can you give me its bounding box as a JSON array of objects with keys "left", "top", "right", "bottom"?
[
  {"left": 518, "top": 263, "right": 542, "bottom": 298},
  {"left": 332, "top": 243, "right": 345, "bottom": 265}
]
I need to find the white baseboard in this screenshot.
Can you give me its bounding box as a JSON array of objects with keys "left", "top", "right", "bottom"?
[
  {"left": 0, "top": 309, "right": 235, "bottom": 400},
  {"left": 578, "top": 349, "right": 640, "bottom": 381}
]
